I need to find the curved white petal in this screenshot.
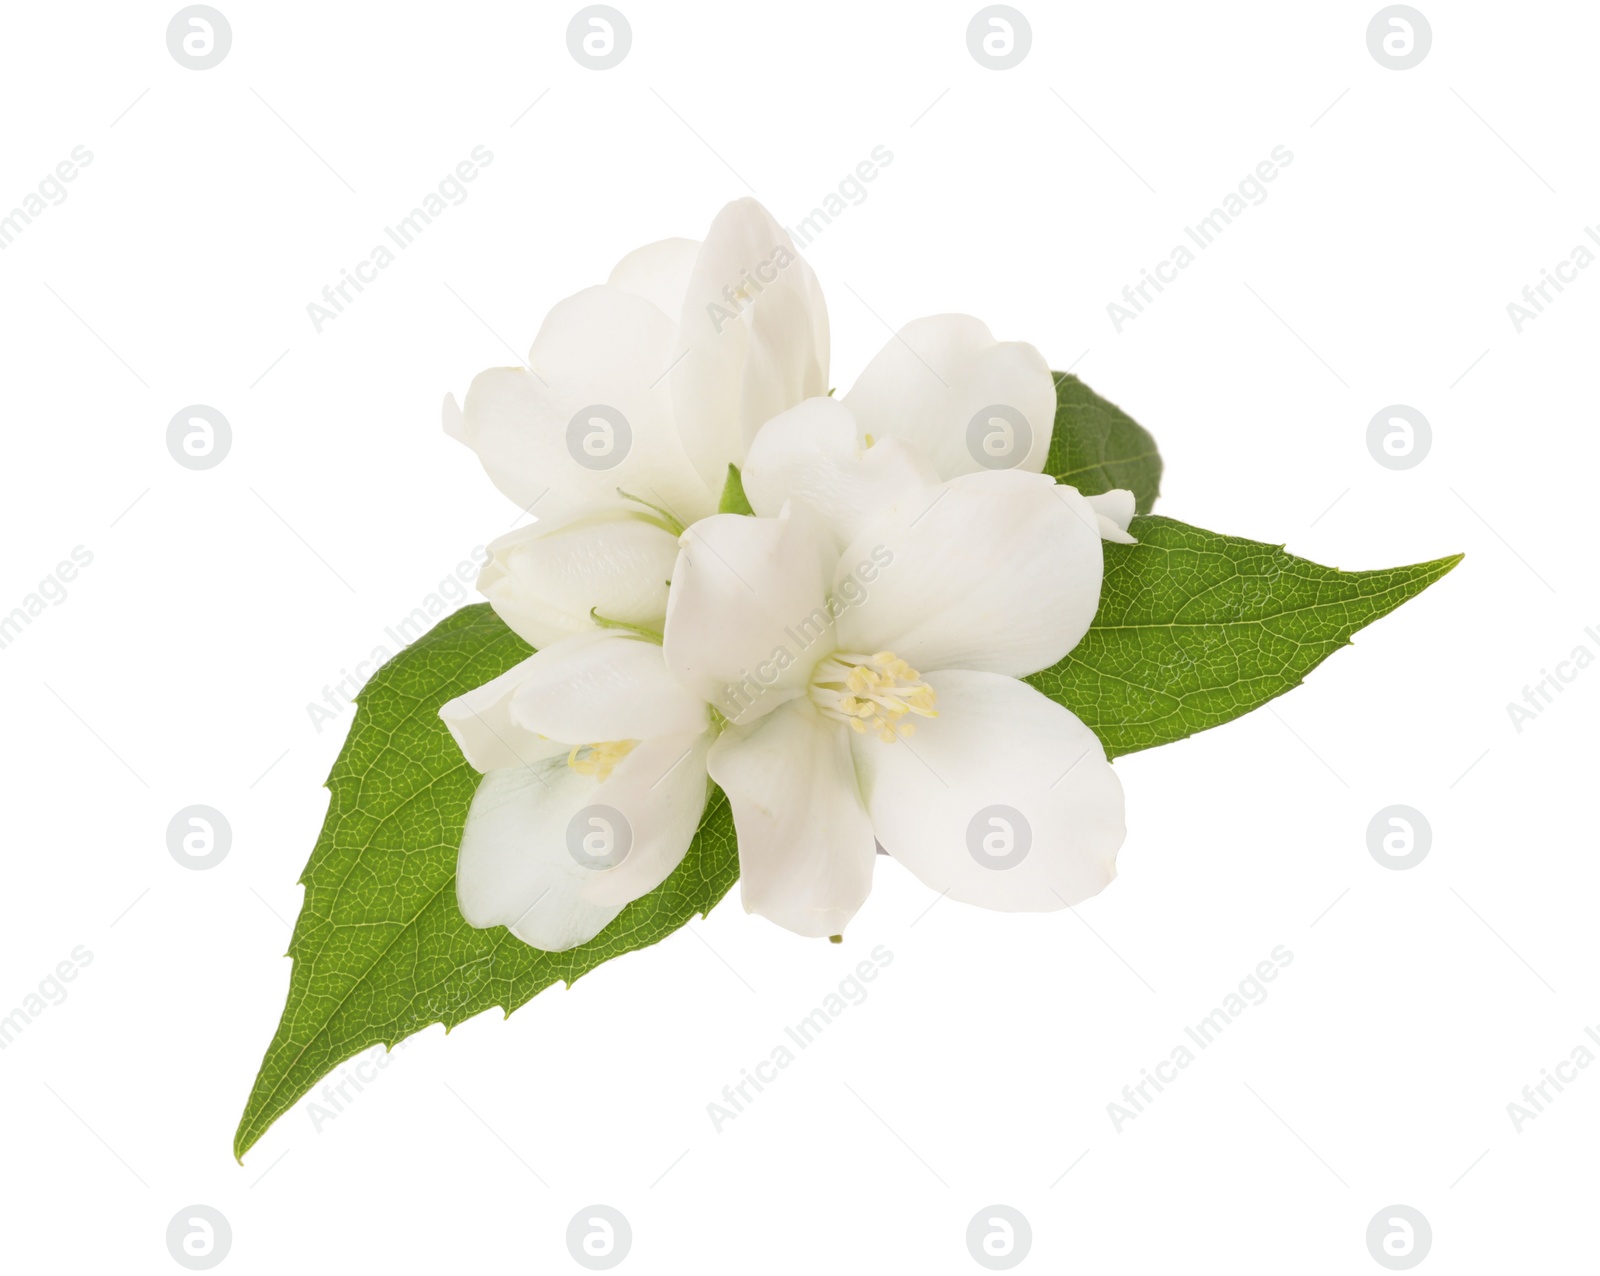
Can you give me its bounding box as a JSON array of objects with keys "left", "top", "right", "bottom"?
[
  {"left": 836, "top": 471, "right": 1103, "bottom": 678},
  {"left": 607, "top": 236, "right": 701, "bottom": 321},
  {"left": 479, "top": 510, "right": 680, "bottom": 649},
  {"left": 508, "top": 631, "right": 709, "bottom": 744},
  {"left": 670, "top": 199, "right": 830, "bottom": 491},
  {"left": 457, "top": 733, "right": 710, "bottom": 951},
  {"left": 451, "top": 286, "right": 714, "bottom": 525},
  {"left": 741, "top": 397, "right": 939, "bottom": 547},
  {"left": 662, "top": 500, "right": 836, "bottom": 723},
  {"left": 856, "top": 670, "right": 1124, "bottom": 911},
  {"left": 1085, "top": 488, "right": 1138, "bottom": 544},
  {"left": 843, "top": 315, "right": 1055, "bottom": 480},
  {"left": 439, "top": 658, "right": 571, "bottom": 773},
  {"left": 707, "top": 698, "right": 876, "bottom": 938},
  {"left": 457, "top": 767, "right": 624, "bottom": 951},
  {"left": 442, "top": 392, "right": 465, "bottom": 442},
  {"left": 581, "top": 732, "right": 712, "bottom": 907}
]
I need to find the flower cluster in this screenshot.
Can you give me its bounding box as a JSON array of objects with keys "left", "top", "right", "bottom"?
[{"left": 438, "top": 199, "right": 1134, "bottom": 950}]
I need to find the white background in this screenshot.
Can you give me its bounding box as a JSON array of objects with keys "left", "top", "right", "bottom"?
[{"left": 1, "top": 1, "right": 1595, "bottom": 1271}]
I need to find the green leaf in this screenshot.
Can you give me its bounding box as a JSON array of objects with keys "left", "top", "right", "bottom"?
[
  {"left": 1028, "top": 516, "right": 1461, "bottom": 759},
  {"left": 234, "top": 603, "right": 739, "bottom": 1161},
  {"left": 718, "top": 463, "right": 754, "bottom": 515},
  {"left": 1047, "top": 372, "right": 1164, "bottom": 514}
]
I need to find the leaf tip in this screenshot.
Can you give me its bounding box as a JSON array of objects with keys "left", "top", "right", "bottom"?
[{"left": 1398, "top": 550, "right": 1464, "bottom": 590}]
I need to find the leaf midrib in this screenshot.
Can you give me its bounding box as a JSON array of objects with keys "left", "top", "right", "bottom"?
[{"left": 1053, "top": 447, "right": 1163, "bottom": 481}]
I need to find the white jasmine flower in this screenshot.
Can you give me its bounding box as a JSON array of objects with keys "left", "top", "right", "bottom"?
[
  {"left": 660, "top": 472, "right": 1126, "bottom": 938},
  {"left": 442, "top": 197, "right": 828, "bottom": 645},
  {"left": 739, "top": 314, "right": 1057, "bottom": 544},
  {"left": 436, "top": 201, "right": 1135, "bottom": 949},
  {"left": 439, "top": 631, "right": 713, "bottom": 952}
]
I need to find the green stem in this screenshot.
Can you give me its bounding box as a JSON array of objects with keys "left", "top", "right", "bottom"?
[
  {"left": 616, "top": 489, "right": 686, "bottom": 536},
  {"left": 589, "top": 608, "right": 664, "bottom": 644}
]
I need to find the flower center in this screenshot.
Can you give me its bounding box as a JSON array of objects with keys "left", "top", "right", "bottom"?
[
  {"left": 567, "top": 739, "right": 637, "bottom": 782},
  {"left": 809, "top": 650, "right": 938, "bottom": 743}
]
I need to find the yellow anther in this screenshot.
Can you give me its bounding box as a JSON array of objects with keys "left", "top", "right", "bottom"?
[
  {"left": 809, "top": 650, "right": 938, "bottom": 744},
  {"left": 567, "top": 739, "right": 638, "bottom": 782}
]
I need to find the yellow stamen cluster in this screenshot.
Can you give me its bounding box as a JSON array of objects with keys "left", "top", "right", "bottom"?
[
  {"left": 810, "top": 651, "right": 938, "bottom": 743},
  {"left": 567, "top": 739, "right": 638, "bottom": 782}
]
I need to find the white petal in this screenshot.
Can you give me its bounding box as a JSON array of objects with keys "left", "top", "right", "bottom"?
[
  {"left": 843, "top": 315, "right": 1055, "bottom": 480},
  {"left": 707, "top": 698, "right": 876, "bottom": 938},
  {"left": 456, "top": 734, "right": 710, "bottom": 951},
  {"left": 581, "top": 733, "right": 712, "bottom": 907},
  {"left": 669, "top": 199, "right": 830, "bottom": 491},
  {"left": 508, "top": 631, "right": 709, "bottom": 744},
  {"left": 439, "top": 658, "right": 571, "bottom": 773},
  {"left": 1085, "top": 489, "right": 1138, "bottom": 544},
  {"left": 836, "top": 471, "right": 1103, "bottom": 678},
  {"left": 855, "top": 670, "right": 1124, "bottom": 911},
  {"left": 662, "top": 500, "right": 836, "bottom": 723},
  {"left": 741, "top": 397, "right": 939, "bottom": 547},
  {"left": 442, "top": 392, "right": 465, "bottom": 442},
  {"left": 607, "top": 236, "right": 701, "bottom": 320},
  {"left": 457, "top": 768, "right": 623, "bottom": 950},
  {"left": 452, "top": 286, "right": 714, "bottom": 526},
  {"left": 479, "top": 509, "right": 680, "bottom": 649}
]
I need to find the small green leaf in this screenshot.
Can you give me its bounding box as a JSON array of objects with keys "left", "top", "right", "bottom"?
[
  {"left": 1047, "top": 372, "right": 1164, "bottom": 514},
  {"left": 234, "top": 603, "right": 739, "bottom": 1161},
  {"left": 719, "top": 463, "right": 754, "bottom": 515},
  {"left": 1028, "top": 516, "right": 1461, "bottom": 758}
]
